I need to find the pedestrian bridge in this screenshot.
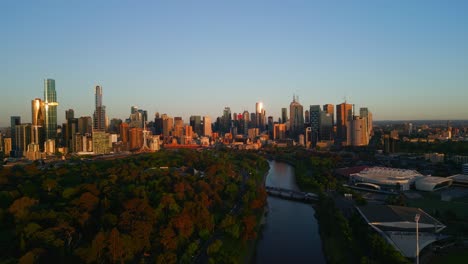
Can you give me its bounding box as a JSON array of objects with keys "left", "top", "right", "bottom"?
[{"left": 265, "top": 186, "right": 318, "bottom": 203}]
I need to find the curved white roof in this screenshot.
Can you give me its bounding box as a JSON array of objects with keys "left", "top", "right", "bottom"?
[{"left": 415, "top": 176, "right": 452, "bottom": 191}]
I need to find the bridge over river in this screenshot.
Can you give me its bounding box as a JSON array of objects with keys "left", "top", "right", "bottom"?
[{"left": 265, "top": 186, "right": 319, "bottom": 202}]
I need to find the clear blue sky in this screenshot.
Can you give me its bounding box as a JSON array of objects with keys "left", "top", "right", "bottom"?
[{"left": 2, "top": 0, "right": 468, "bottom": 126}]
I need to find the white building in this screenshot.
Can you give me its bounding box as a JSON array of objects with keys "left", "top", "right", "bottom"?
[{"left": 350, "top": 167, "right": 424, "bottom": 191}]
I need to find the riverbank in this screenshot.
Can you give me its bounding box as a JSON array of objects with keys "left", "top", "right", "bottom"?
[{"left": 254, "top": 160, "right": 325, "bottom": 263}]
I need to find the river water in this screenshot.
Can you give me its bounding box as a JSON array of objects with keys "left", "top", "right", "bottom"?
[{"left": 254, "top": 160, "right": 325, "bottom": 263}]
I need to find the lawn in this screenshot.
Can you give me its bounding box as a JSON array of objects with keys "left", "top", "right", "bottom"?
[{"left": 430, "top": 249, "right": 468, "bottom": 264}]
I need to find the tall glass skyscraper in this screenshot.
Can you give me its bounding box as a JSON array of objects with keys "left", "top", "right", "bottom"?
[
  {"left": 44, "top": 79, "right": 58, "bottom": 140},
  {"left": 93, "top": 85, "right": 106, "bottom": 130}
]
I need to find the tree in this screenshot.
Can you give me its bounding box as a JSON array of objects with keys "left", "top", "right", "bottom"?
[{"left": 8, "top": 196, "right": 38, "bottom": 220}]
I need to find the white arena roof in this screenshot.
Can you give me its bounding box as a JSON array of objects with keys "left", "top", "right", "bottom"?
[
  {"left": 415, "top": 176, "right": 452, "bottom": 191},
  {"left": 350, "top": 167, "right": 424, "bottom": 190}
]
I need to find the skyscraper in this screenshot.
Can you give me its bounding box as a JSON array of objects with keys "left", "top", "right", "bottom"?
[
  {"left": 255, "top": 102, "right": 266, "bottom": 130},
  {"left": 10, "top": 116, "right": 21, "bottom": 150},
  {"left": 190, "top": 116, "right": 202, "bottom": 136},
  {"left": 281, "top": 108, "right": 288, "bottom": 124},
  {"left": 309, "top": 105, "right": 321, "bottom": 145},
  {"left": 31, "top": 99, "right": 45, "bottom": 148},
  {"left": 289, "top": 95, "right": 304, "bottom": 139},
  {"left": 323, "top": 104, "right": 334, "bottom": 125},
  {"left": 336, "top": 102, "right": 352, "bottom": 145},
  {"left": 203, "top": 116, "right": 212, "bottom": 137},
  {"left": 93, "top": 85, "right": 106, "bottom": 131},
  {"left": 44, "top": 79, "right": 58, "bottom": 140}
]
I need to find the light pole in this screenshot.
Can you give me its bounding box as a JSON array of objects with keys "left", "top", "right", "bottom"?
[{"left": 415, "top": 213, "right": 420, "bottom": 264}]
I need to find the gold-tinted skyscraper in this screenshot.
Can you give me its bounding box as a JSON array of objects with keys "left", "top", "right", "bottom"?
[
  {"left": 31, "top": 98, "right": 45, "bottom": 148},
  {"left": 336, "top": 102, "right": 352, "bottom": 145}
]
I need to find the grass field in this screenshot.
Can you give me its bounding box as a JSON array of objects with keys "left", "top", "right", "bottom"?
[
  {"left": 408, "top": 199, "right": 468, "bottom": 220},
  {"left": 430, "top": 249, "right": 468, "bottom": 264}
]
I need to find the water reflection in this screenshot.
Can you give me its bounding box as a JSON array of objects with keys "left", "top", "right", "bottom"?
[{"left": 254, "top": 161, "right": 325, "bottom": 264}]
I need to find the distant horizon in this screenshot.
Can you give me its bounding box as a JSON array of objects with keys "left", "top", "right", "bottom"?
[{"left": 2, "top": 1, "right": 468, "bottom": 126}]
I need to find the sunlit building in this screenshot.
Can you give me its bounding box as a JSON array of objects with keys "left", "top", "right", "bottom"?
[
  {"left": 203, "top": 116, "right": 212, "bottom": 137},
  {"left": 44, "top": 79, "right": 58, "bottom": 140},
  {"left": 273, "top": 123, "right": 286, "bottom": 140},
  {"left": 93, "top": 85, "right": 107, "bottom": 131},
  {"left": 289, "top": 95, "right": 304, "bottom": 140},
  {"left": 336, "top": 102, "right": 352, "bottom": 145}
]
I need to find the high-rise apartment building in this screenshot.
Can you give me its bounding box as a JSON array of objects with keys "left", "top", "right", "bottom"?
[
  {"left": 336, "top": 102, "right": 352, "bottom": 145},
  {"left": 44, "top": 79, "right": 58, "bottom": 140},
  {"left": 93, "top": 85, "right": 106, "bottom": 131},
  {"left": 289, "top": 96, "right": 304, "bottom": 139}
]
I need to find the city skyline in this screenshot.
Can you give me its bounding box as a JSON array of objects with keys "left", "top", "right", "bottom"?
[{"left": 2, "top": 1, "right": 468, "bottom": 126}]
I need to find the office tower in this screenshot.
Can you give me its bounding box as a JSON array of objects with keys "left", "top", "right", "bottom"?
[
  {"left": 173, "top": 117, "right": 184, "bottom": 138},
  {"left": 267, "top": 116, "right": 274, "bottom": 137},
  {"left": 360, "top": 107, "right": 373, "bottom": 138},
  {"left": 154, "top": 113, "right": 163, "bottom": 135},
  {"left": 203, "top": 116, "right": 212, "bottom": 137},
  {"left": 162, "top": 115, "right": 174, "bottom": 138},
  {"left": 255, "top": 102, "right": 266, "bottom": 130},
  {"left": 44, "top": 79, "right": 58, "bottom": 140},
  {"left": 66, "top": 118, "right": 78, "bottom": 152},
  {"left": 289, "top": 95, "right": 304, "bottom": 139},
  {"left": 305, "top": 110, "right": 310, "bottom": 124},
  {"left": 129, "top": 109, "right": 143, "bottom": 128},
  {"left": 131, "top": 106, "right": 138, "bottom": 114},
  {"left": 336, "top": 102, "right": 352, "bottom": 145},
  {"left": 65, "top": 109, "right": 74, "bottom": 120},
  {"left": 323, "top": 104, "right": 334, "bottom": 125},
  {"left": 15, "top": 123, "right": 32, "bottom": 155},
  {"left": 10, "top": 116, "right": 21, "bottom": 150},
  {"left": 347, "top": 117, "right": 367, "bottom": 146},
  {"left": 273, "top": 123, "right": 286, "bottom": 140},
  {"left": 221, "top": 107, "right": 231, "bottom": 133},
  {"left": 128, "top": 128, "right": 143, "bottom": 150},
  {"left": 109, "top": 118, "right": 122, "bottom": 134},
  {"left": 190, "top": 116, "right": 202, "bottom": 136},
  {"left": 281, "top": 108, "right": 288, "bottom": 124},
  {"left": 242, "top": 111, "right": 250, "bottom": 135},
  {"left": 309, "top": 105, "right": 321, "bottom": 145},
  {"left": 319, "top": 111, "right": 333, "bottom": 141},
  {"left": 93, "top": 85, "right": 106, "bottom": 131},
  {"left": 31, "top": 99, "right": 45, "bottom": 148},
  {"left": 78, "top": 116, "right": 93, "bottom": 135},
  {"left": 120, "top": 123, "right": 130, "bottom": 144}
]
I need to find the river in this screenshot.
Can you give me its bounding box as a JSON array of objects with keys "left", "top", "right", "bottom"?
[{"left": 254, "top": 160, "right": 325, "bottom": 263}]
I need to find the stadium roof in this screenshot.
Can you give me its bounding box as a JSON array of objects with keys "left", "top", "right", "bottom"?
[
  {"left": 415, "top": 176, "right": 452, "bottom": 191},
  {"left": 357, "top": 205, "right": 445, "bottom": 232}
]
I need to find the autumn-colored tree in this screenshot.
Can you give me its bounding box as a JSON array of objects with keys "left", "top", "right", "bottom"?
[
  {"left": 241, "top": 215, "right": 257, "bottom": 241},
  {"left": 108, "top": 228, "right": 124, "bottom": 263},
  {"left": 8, "top": 196, "right": 38, "bottom": 219}
]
